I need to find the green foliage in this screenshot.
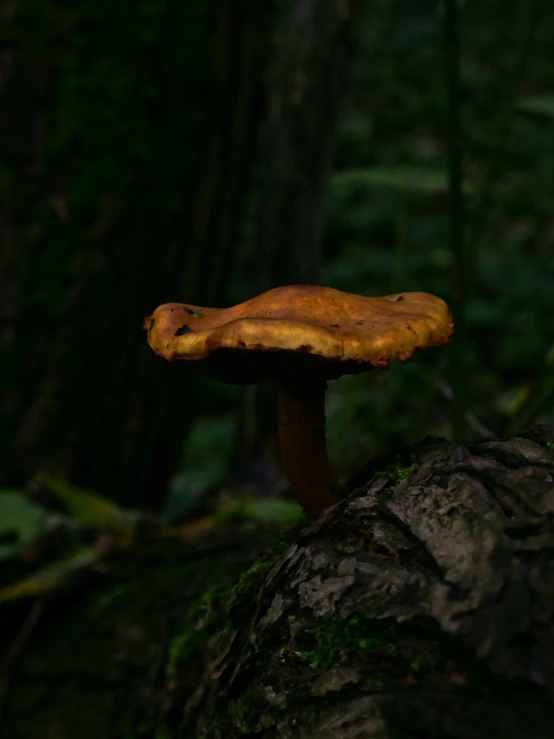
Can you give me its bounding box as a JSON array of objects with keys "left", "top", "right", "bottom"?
[
  {"left": 240, "top": 499, "right": 304, "bottom": 526},
  {"left": 0, "top": 546, "right": 106, "bottom": 602},
  {"left": 0, "top": 491, "right": 46, "bottom": 562},
  {"left": 163, "top": 413, "right": 237, "bottom": 520},
  {"left": 331, "top": 166, "right": 474, "bottom": 195},
  {"left": 39, "top": 473, "right": 133, "bottom": 532},
  {"left": 215, "top": 499, "right": 304, "bottom": 527},
  {"left": 517, "top": 94, "right": 554, "bottom": 118},
  {"left": 318, "top": 0, "right": 554, "bottom": 469}
]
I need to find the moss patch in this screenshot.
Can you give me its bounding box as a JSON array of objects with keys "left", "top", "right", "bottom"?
[
  {"left": 294, "top": 614, "right": 397, "bottom": 670},
  {"left": 410, "top": 652, "right": 434, "bottom": 674},
  {"left": 166, "top": 574, "right": 235, "bottom": 679},
  {"left": 292, "top": 613, "right": 442, "bottom": 682},
  {"left": 166, "top": 523, "right": 304, "bottom": 679},
  {"left": 374, "top": 453, "right": 418, "bottom": 484}
]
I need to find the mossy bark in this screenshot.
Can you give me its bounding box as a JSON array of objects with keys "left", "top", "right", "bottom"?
[
  {"left": 179, "top": 426, "right": 554, "bottom": 738},
  {"left": 2, "top": 427, "right": 554, "bottom": 738}
]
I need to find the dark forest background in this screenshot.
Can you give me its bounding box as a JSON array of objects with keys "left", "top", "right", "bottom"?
[
  {"left": 1, "top": 1, "right": 554, "bottom": 737},
  {"left": 1, "top": 0, "right": 553, "bottom": 605}
]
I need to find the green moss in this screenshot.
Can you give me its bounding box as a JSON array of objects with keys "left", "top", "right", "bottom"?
[
  {"left": 166, "top": 580, "right": 230, "bottom": 679},
  {"left": 410, "top": 653, "right": 433, "bottom": 674},
  {"left": 294, "top": 614, "right": 397, "bottom": 670},
  {"left": 374, "top": 453, "right": 418, "bottom": 484},
  {"left": 232, "top": 695, "right": 252, "bottom": 729},
  {"left": 166, "top": 621, "right": 197, "bottom": 678},
  {"left": 546, "top": 440, "right": 554, "bottom": 451},
  {"left": 167, "top": 523, "right": 303, "bottom": 679},
  {"left": 224, "top": 523, "right": 304, "bottom": 608},
  {"left": 292, "top": 614, "right": 440, "bottom": 678}
]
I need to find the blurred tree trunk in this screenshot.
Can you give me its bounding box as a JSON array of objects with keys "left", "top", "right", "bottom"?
[
  {"left": 0, "top": 1, "right": 274, "bottom": 508},
  {"left": 253, "top": 0, "right": 357, "bottom": 287},
  {"left": 233, "top": 0, "right": 358, "bottom": 479}
]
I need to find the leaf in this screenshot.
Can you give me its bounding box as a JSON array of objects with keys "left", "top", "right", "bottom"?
[
  {"left": 0, "top": 491, "right": 47, "bottom": 562},
  {"left": 243, "top": 499, "right": 305, "bottom": 526},
  {"left": 38, "top": 474, "right": 134, "bottom": 534},
  {"left": 0, "top": 547, "right": 105, "bottom": 602},
  {"left": 330, "top": 166, "right": 475, "bottom": 196},
  {"left": 163, "top": 515, "right": 217, "bottom": 540},
  {"left": 164, "top": 498, "right": 305, "bottom": 538},
  {"left": 517, "top": 94, "right": 554, "bottom": 119}
]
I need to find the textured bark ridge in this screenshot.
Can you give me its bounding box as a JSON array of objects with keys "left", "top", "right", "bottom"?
[{"left": 179, "top": 426, "right": 554, "bottom": 738}]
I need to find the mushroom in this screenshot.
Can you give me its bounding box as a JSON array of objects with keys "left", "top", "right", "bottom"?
[{"left": 144, "top": 285, "right": 453, "bottom": 520}]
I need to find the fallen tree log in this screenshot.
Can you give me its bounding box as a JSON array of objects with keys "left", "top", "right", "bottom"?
[
  {"left": 2, "top": 427, "right": 554, "bottom": 739},
  {"left": 176, "top": 426, "right": 554, "bottom": 738}
]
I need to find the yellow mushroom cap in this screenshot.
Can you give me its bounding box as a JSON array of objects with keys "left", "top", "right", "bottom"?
[{"left": 144, "top": 284, "right": 453, "bottom": 383}]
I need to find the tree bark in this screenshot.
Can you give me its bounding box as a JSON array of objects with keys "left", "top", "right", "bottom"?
[
  {"left": 251, "top": 0, "right": 357, "bottom": 288},
  {"left": 180, "top": 425, "right": 554, "bottom": 737},
  {"left": 2, "top": 426, "right": 553, "bottom": 739},
  {"left": 0, "top": 0, "right": 274, "bottom": 508}
]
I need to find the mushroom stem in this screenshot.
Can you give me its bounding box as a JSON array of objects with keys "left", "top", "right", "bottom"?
[{"left": 277, "top": 379, "right": 345, "bottom": 520}]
